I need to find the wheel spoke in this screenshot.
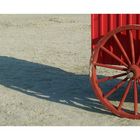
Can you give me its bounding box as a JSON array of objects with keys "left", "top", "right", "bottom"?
[
  {"left": 98, "top": 73, "right": 127, "bottom": 83},
  {"left": 94, "top": 63, "right": 127, "bottom": 71},
  {"left": 134, "top": 80, "right": 138, "bottom": 115},
  {"left": 118, "top": 80, "right": 132, "bottom": 110},
  {"left": 100, "top": 46, "right": 128, "bottom": 67},
  {"left": 129, "top": 30, "right": 135, "bottom": 64},
  {"left": 104, "top": 77, "right": 128, "bottom": 98},
  {"left": 136, "top": 56, "right": 140, "bottom": 65},
  {"left": 113, "top": 34, "right": 131, "bottom": 65}
]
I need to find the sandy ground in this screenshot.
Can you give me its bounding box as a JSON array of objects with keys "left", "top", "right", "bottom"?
[{"left": 0, "top": 14, "right": 139, "bottom": 126}]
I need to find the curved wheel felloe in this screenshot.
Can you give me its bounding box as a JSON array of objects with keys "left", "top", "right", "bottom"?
[{"left": 90, "top": 25, "right": 140, "bottom": 119}]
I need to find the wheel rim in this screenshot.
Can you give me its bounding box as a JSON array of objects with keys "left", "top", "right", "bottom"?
[{"left": 90, "top": 25, "right": 140, "bottom": 119}]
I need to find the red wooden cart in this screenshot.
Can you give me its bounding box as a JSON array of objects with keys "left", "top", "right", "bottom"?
[{"left": 90, "top": 14, "right": 140, "bottom": 119}]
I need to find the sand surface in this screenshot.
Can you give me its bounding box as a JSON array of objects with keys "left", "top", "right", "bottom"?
[{"left": 0, "top": 14, "right": 139, "bottom": 125}]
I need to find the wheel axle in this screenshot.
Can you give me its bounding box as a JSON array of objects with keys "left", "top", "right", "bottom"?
[{"left": 127, "top": 71, "right": 134, "bottom": 79}]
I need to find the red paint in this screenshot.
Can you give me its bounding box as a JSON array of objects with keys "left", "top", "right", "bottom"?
[
  {"left": 91, "top": 14, "right": 140, "bottom": 49},
  {"left": 91, "top": 14, "right": 140, "bottom": 65}
]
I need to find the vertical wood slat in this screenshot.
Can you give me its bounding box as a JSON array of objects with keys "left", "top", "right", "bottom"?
[
  {"left": 92, "top": 14, "right": 99, "bottom": 40},
  {"left": 119, "top": 14, "right": 127, "bottom": 26},
  {"left": 91, "top": 14, "right": 99, "bottom": 51},
  {"left": 136, "top": 15, "right": 140, "bottom": 40},
  {"left": 100, "top": 14, "right": 109, "bottom": 36},
  {"left": 110, "top": 14, "right": 117, "bottom": 31}
]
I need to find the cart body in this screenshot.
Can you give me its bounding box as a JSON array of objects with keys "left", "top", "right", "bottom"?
[{"left": 91, "top": 14, "right": 140, "bottom": 64}]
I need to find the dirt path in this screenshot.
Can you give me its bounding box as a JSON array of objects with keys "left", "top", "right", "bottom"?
[{"left": 0, "top": 15, "right": 139, "bottom": 125}]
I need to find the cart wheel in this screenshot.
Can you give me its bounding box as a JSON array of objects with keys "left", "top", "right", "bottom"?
[{"left": 90, "top": 25, "right": 140, "bottom": 119}]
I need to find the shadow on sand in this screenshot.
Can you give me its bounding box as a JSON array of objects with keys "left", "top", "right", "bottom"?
[{"left": 0, "top": 56, "right": 113, "bottom": 116}]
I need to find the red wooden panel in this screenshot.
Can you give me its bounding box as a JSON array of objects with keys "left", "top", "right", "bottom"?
[
  {"left": 91, "top": 14, "right": 140, "bottom": 65},
  {"left": 91, "top": 14, "right": 140, "bottom": 49}
]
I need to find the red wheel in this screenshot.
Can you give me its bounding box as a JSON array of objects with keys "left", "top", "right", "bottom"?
[{"left": 90, "top": 25, "right": 140, "bottom": 119}]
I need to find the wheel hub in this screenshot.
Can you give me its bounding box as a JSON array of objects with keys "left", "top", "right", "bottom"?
[{"left": 128, "top": 65, "right": 140, "bottom": 79}]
